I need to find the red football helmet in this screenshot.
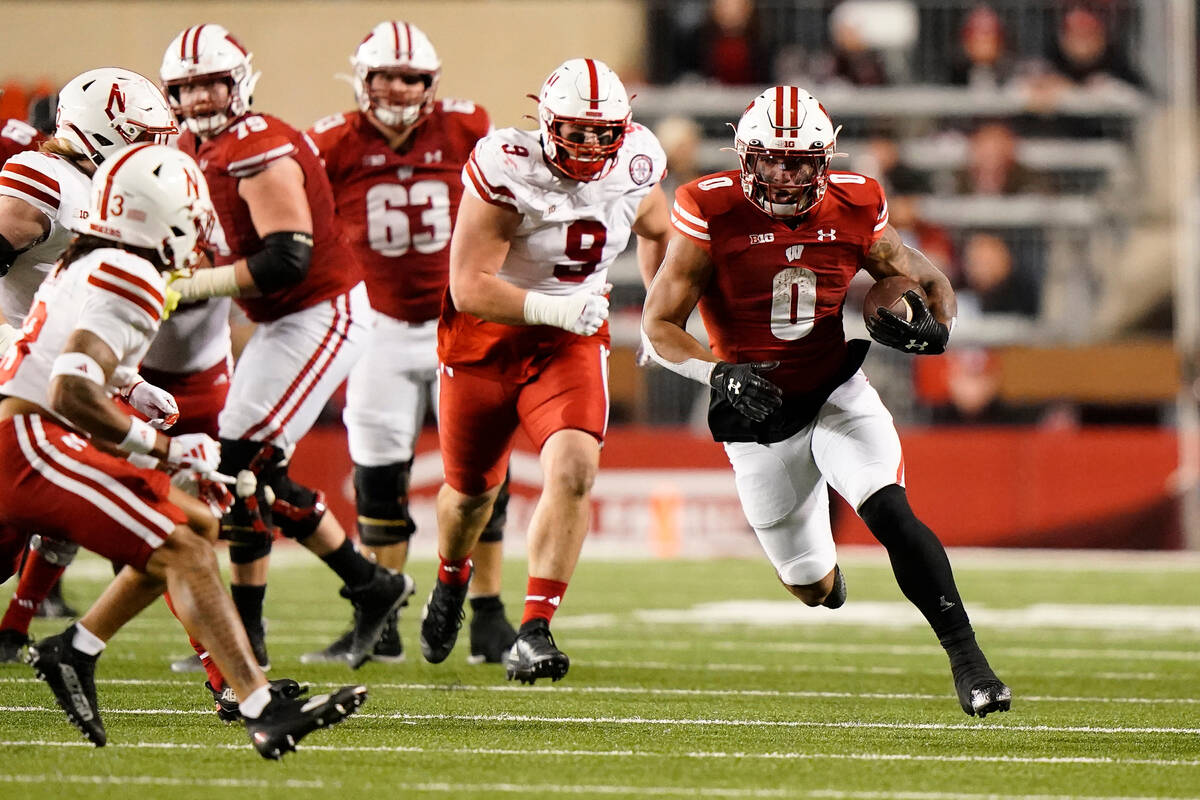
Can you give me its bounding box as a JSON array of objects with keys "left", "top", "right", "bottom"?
[{"left": 536, "top": 58, "right": 630, "bottom": 182}]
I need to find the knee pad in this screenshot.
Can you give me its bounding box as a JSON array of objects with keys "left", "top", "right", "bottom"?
[
  {"left": 354, "top": 461, "right": 415, "bottom": 547},
  {"left": 271, "top": 472, "right": 327, "bottom": 542},
  {"left": 478, "top": 473, "right": 510, "bottom": 544},
  {"left": 30, "top": 535, "right": 79, "bottom": 567},
  {"left": 218, "top": 438, "right": 282, "bottom": 551}
]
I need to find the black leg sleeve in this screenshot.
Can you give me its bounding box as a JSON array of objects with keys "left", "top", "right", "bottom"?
[{"left": 858, "top": 484, "right": 972, "bottom": 640}]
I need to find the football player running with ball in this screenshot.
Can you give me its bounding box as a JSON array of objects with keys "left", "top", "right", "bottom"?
[
  {"left": 641, "top": 86, "right": 1011, "bottom": 717},
  {"left": 304, "top": 21, "right": 517, "bottom": 667},
  {"left": 161, "top": 24, "right": 412, "bottom": 670},
  {"left": 421, "top": 58, "right": 671, "bottom": 683}
]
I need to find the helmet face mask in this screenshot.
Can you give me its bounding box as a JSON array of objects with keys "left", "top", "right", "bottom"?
[
  {"left": 537, "top": 58, "right": 630, "bottom": 182},
  {"left": 161, "top": 24, "right": 260, "bottom": 136},
  {"left": 54, "top": 68, "right": 178, "bottom": 167},
  {"left": 351, "top": 21, "right": 441, "bottom": 131},
  {"left": 734, "top": 86, "right": 841, "bottom": 218},
  {"left": 84, "top": 143, "right": 215, "bottom": 271}
]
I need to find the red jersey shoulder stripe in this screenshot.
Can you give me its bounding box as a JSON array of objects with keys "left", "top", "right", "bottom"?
[
  {"left": 464, "top": 155, "right": 518, "bottom": 213},
  {"left": 467, "top": 152, "right": 516, "bottom": 199},
  {"left": 0, "top": 176, "right": 59, "bottom": 210},
  {"left": 87, "top": 262, "right": 164, "bottom": 323},
  {"left": 3, "top": 162, "right": 59, "bottom": 194}
]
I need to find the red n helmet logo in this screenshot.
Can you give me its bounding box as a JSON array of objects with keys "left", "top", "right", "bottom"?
[
  {"left": 184, "top": 168, "right": 200, "bottom": 200},
  {"left": 105, "top": 84, "right": 126, "bottom": 122}
]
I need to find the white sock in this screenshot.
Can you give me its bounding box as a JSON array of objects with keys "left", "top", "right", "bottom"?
[
  {"left": 239, "top": 684, "right": 272, "bottom": 719},
  {"left": 71, "top": 623, "right": 106, "bottom": 656}
]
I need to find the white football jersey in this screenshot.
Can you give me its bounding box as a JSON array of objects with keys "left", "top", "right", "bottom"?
[
  {"left": 0, "top": 248, "right": 166, "bottom": 424},
  {"left": 0, "top": 151, "right": 92, "bottom": 325},
  {"left": 142, "top": 297, "right": 232, "bottom": 374},
  {"left": 462, "top": 123, "right": 666, "bottom": 295}
]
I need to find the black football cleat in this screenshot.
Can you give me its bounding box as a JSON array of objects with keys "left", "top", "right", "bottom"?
[
  {"left": 244, "top": 683, "right": 367, "bottom": 760},
  {"left": 505, "top": 618, "right": 570, "bottom": 684},
  {"left": 419, "top": 579, "right": 468, "bottom": 664},
  {"left": 26, "top": 625, "right": 105, "bottom": 746},
  {"left": 304, "top": 607, "right": 405, "bottom": 665},
  {"left": 207, "top": 678, "right": 307, "bottom": 723},
  {"left": 821, "top": 564, "right": 847, "bottom": 609},
  {"left": 0, "top": 629, "right": 30, "bottom": 664},
  {"left": 953, "top": 665, "right": 1013, "bottom": 718},
  {"left": 467, "top": 600, "right": 518, "bottom": 665},
  {"left": 344, "top": 569, "right": 414, "bottom": 669},
  {"left": 943, "top": 630, "right": 1012, "bottom": 718}
]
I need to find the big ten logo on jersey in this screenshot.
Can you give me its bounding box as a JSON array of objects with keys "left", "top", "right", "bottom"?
[
  {"left": 553, "top": 220, "right": 607, "bottom": 283},
  {"left": 366, "top": 180, "right": 451, "bottom": 256},
  {"left": 748, "top": 233, "right": 774, "bottom": 245}
]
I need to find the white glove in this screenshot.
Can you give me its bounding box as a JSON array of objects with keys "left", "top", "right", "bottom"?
[
  {"left": 167, "top": 433, "right": 221, "bottom": 475},
  {"left": 523, "top": 284, "right": 611, "bottom": 336},
  {"left": 121, "top": 379, "right": 180, "bottom": 430},
  {"left": 0, "top": 322, "right": 16, "bottom": 355}
]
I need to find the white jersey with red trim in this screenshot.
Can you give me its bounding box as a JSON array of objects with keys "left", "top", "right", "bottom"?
[
  {"left": 0, "top": 152, "right": 92, "bottom": 325},
  {"left": 462, "top": 123, "right": 666, "bottom": 295},
  {"left": 0, "top": 248, "right": 165, "bottom": 424}
]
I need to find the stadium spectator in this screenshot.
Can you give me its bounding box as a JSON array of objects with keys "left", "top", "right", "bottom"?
[
  {"left": 954, "top": 122, "right": 1047, "bottom": 195},
  {"left": 1, "top": 143, "right": 366, "bottom": 757},
  {"left": 641, "top": 85, "right": 1011, "bottom": 718},
  {"left": 303, "top": 21, "right": 516, "bottom": 667},
  {"left": 162, "top": 23, "right": 412, "bottom": 671},
  {"left": 949, "top": 5, "right": 1018, "bottom": 89},
  {"left": 957, "top": 232, "right": 1040, "bottom": 317},
  {"left": 419, "top": 58, "right": 669, "bottom": 683}
]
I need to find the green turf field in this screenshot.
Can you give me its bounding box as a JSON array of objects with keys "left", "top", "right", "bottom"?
[{"left": 1, "top": 548, "right": 1198, "bottom": 799}]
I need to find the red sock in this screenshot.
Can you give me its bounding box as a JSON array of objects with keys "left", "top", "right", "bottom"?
[
  {"left": 0, "top": 550, "right": 65, "bottom": 634},
  {"left": 163, "top": 591, "right": 226, "bottom": 690},
  {"left": 437, "top": 554, "right": 472, "bottom": 587},
  {"left": 522, "top": 577, "right": 568, "bottom": 625}
]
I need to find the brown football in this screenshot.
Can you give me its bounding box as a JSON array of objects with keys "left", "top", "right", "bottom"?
[{"left": 863, "top": 276, "right": 926, "bottom": 325}]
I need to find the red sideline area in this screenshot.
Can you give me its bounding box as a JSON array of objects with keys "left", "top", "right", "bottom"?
[{"left": 289, "top": 426, "right": 1182, "bottom": 550}]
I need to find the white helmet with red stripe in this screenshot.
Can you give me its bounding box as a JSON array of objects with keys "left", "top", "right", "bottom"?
[
  {"left": 351, "top": 20, "right": 441, "bottom": 129},
  {"left": 537, "top": 58, "right": 631, "bottom": 182},
  {"left": 54, "top": 68, "right": 177, "bottom": 168},
  {"left": 734, "top": 86, "right": 842, "bottom": 218},
  {"left": 83, "top": 144, "right": 215, "bottom": 271},
  {"left": 160, "top": 23, "right": 260, "bottom": 136}
]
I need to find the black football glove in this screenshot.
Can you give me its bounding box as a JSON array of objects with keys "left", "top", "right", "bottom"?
[
  {"left": 710, "top": 361, "right": 784, "bottom": 422},
  {"left": 865, "top": 290, "right": 950, "bottom": 355}
]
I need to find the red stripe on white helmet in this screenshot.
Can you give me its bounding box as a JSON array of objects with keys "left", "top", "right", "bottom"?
[
  {"left": 585, "top": 58, "right": 600, "bottom": 111},
  {"left": 98, "top": 143, "right": 153, "bottom": 221},
  {"left": 189, "top": 24, "right": 206, "bottom": 63}
]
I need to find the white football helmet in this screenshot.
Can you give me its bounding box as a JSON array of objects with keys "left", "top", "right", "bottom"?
[
  {"left": 351, "top": 21, "right": 441, "bottom": 129},
  {"left": 160, "top": 24, "right": 260, "bottom": 135},
  {"left": 734, "top": 86, "right": 843, "bottom": 218},
  {"left": 83, "top": 143, "right": 215, "bottom": 271},
  {"left": 537, "top": 58, "right": 631, "bottom": 182},
  {"left": 54, "top": 68, "right": 177, "bottom": 168}
]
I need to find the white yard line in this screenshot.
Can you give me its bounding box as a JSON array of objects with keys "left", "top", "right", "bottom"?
[
  {"left": 0, "top": 774, "right": 327, "bottom": 788},
  {"left": 1, "top": 739, "right": 1198, "bottom": 769},
  {"left": 2, "top": 706, "right": 1196, "bottom": 734}
]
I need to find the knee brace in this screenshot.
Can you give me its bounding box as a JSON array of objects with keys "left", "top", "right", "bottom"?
[
  {"left": 478, "top": 472, "right": 510, "bottom": 544},
  {"left": 271, "top": 472, "right": 327, "bottom": 542},
  {"left": 30, "top": 535, "right": 79, "bottom": 567},
  {"left": 218, "top": 438, "right": 280, "bottom": 559},
  {"left": 353, "top": 461, "right": 415, "bottom": 547}
]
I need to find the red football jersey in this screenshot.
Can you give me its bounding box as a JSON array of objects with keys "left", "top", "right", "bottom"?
[
  {"left": 672, "top": 170, "right": 889, "bottom": 397},
  {"left": 178, "top": 113, "right": 361, "bottom": 323},
  {"left": 0, "top": 118, "right": 45, "bottom": 165},
  {"left": 307, "top": 100, "right": 490, "bottom": 323}
]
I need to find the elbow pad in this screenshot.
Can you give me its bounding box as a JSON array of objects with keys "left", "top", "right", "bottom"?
[{"left": 246, "top": 231, "right": 313, "bottom": 293}]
